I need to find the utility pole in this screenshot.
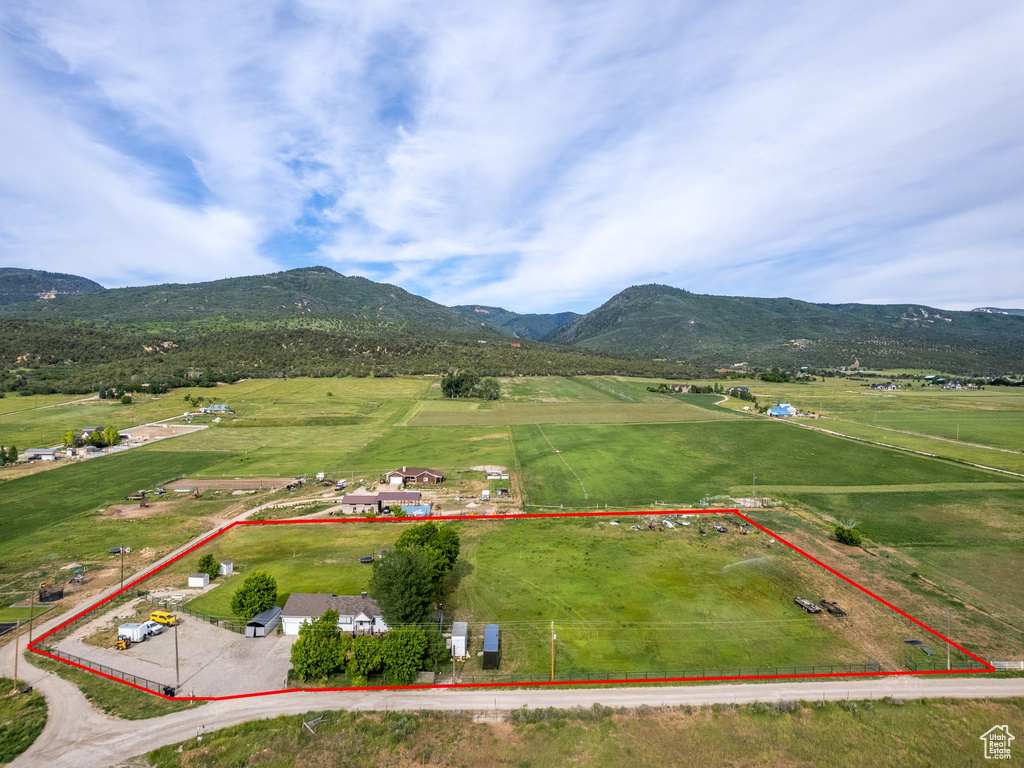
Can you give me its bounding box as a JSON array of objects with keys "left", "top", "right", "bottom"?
[
  {"left": 550, "top": 620, "right": 555, "bottom": 682},
  {"left": 174, "top": 622, "right": 181, "bottom": 689},
  {"left": 11, "top": 620, "right": 20, "bottom": 691},
  {"left": 946, "top": 610, "right": 951, "bottom": 671},
  {"left": 120, "top": 546, "right": 125, "bottom": 591}
]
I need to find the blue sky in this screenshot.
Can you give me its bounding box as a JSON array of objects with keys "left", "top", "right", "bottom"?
[{"left": 1, "top": 1, "right": 1022, "bottom": 312}]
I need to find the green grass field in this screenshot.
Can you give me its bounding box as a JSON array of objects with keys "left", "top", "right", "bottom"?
[
  {"left": 5, "top": 374, "right": 1024, "bottom": 674},
  {"left": 181, "top": 517, "right": 902, "bottom": 677},
  {"left": 0, "top": 676, "right": 47, "bottom": 764}
]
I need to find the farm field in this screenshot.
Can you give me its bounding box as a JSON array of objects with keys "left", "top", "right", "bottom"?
[
  {"left": 407, "top": 399, "right": 736, "bottom": 426},
  {"left": 837, "top": 411, "right": 1024, "bottom": 452},
  {"left": 790, "top": 417, "right": 1024, "bottom": 475},
  {"left": 176, "top": 515, "right": 904, "bottom": 680},
  {"left": 5, "top": 374, "right": 1024, "bottom": 676},
  {"left": 511, "top": 419, "right": 1013, "bottom": 508}
]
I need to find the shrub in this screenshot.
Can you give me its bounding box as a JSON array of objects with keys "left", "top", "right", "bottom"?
[{"left": 834, "top": 525, "right": 863, "bottom": 546}]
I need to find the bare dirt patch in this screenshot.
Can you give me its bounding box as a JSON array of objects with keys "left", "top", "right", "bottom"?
[
  {"left": 100, "top": 499, "right": 186, "bottom": 519},
  {"left": 176, "top": 477, "right": 296, "bottom": 491}
]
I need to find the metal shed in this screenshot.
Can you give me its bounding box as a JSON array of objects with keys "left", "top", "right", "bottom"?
[
  {"left": 219, "top": 560, "right": 234, "bottom": 576},
  {"left": 188, "top": 572, "right": 209, "bottom": 588},
  {"left": 245, "top": 606, "right": 282, "bottom": 637},
  {"left": 451, "top": 621, "right": 468, "bottom": 658},
  {"left": 483, "top": 624, "right": 500, "bottom": 669}
]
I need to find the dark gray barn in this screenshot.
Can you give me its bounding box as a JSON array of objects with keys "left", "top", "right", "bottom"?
[{"left": 245, "top": 606, "right": 282, "bottom": 637}]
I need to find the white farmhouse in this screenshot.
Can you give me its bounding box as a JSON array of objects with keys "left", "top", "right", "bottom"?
[{"left": 280, "top": 591, "right": 389, "bottom": 636}]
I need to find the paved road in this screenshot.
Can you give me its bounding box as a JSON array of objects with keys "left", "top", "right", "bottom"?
[
  {"left": 9, "top": 672, "right": 1024, "bottom": 768},
  {"left": 5, "top": 504, "right": 1023, "bottom": 768}
]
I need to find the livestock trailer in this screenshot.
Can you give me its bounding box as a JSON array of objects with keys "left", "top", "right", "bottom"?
[
  {"left": 483, "top": 624, "right": 500, "bottom": 669},
  {"left": 451, "top": 621, "right": 468, "bottom": 658},
  {"left": 245, "top": 606, "right": 282, "bottom": 638}
]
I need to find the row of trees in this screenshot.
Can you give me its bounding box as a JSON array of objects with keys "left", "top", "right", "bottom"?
[
  {"left": 62, "top": 427, "right": 121, "bottom": 449},
  {"left": 291, "top": 612, "right": 446, "bottom": 685},
  {"left": 440, "top": 369, "right": 500, "bottom": 400},
  {"left": 0, "top": 446, "right": 18, "bottom": 465}
]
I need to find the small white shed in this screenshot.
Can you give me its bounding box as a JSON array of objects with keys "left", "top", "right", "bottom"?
[
  {"left": 219, "top": 561, "right": 234, "bottom": 576},
  {"left": 188, "top": 572, "right": 209, "bottom": 588},
  {"left": 451, "top": 621, "right": 468, "bottom": 658}
]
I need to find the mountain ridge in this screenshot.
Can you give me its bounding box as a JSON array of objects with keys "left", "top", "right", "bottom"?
[
  {"left": 545, "top": 283, "right": 1024, "bottom": 372},
  {"left": 0, "top": 267, "right": 104, "bottom": 306},
  {"left": 2, "top": 267, "right": 1022, "bottom": 373}
]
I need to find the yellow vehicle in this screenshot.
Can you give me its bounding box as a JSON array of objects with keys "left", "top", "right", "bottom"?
[
  {"left": 149, "top": 611, "right": 179, "bottom": 626},
  {"left": 114, "top": 638, "right": 130, "bottom": 651}
]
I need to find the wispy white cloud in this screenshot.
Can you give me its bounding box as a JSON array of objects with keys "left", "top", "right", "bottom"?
[{"left": 1, "top": 0, "right": 1022, "bottom": 309}]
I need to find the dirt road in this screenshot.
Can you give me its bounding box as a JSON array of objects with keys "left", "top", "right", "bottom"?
[{"left": 8, "top": 668, "right": 1024, "bottom": 768}]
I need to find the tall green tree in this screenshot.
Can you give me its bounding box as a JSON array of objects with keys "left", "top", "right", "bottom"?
[
  {"left": 347, "top": 635, "right": 384, "bottom": 683},
  {"left": 197, "top": 553, "right": 219, "bottom": 579},
  {"left": 394, "top": 522, "right": 461, "bottom": 588},
  {"left": 230, "top": 570, "right": 278, "bottom": 620},
  {"left": 368, "top": 548, "right": 436, "bottom": 627},
  {"left": 290, "top": 609, "right": 350, "bottom": 682},
  {"left": 380, "top": 627, "right": 429, "bottom": 685}
]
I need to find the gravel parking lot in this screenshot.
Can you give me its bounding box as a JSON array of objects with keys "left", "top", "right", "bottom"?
[{"left": 56, "top": 612, "right": 295, "bottom": 696}]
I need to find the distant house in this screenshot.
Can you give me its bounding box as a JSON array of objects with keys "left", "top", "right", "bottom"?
[
  {"left": 185, "top": 368, "right": 204, "bottom": 379},
  {"left": 510, "top": 342, "right": 521, "bottom": 348},
  {"left": 767, "top": 403, "right": 797, "bottom": 418},
  {"left": 727, "top": 386, "right": 749, "bottom": 394},
  {"left": 80, "top": 425, "right": 104, "bottom": 438},
  {"left": 281, "top": 592, "right": 388, "bottom": 636},
  {"left": 943, "top": 379, "right": 964, "bottom": 390},
  {"left": 377, "top": 491, "right": 422, "bottom": 509},
  {"left": 207, "top": 404, "right": 232, "bottom": 413},
  {"left": 669, "top": 384, "right": 691, "bottom": 393},
  {"left": 384, "top": 466, "right": 445, "bottom": 485},
  {"left": 870, "top": 382, "right": 897, "bottom": 390},
  {"left": 340, "top": 494, "right": 380, "bottom": 515}
]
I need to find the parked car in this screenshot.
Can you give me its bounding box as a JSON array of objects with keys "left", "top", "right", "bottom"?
[
  {"left": 143, "top": 620, "right": 165, "bottom": 635},
  {"left": 149, "top": 611, "right": 179, "bottom": 626}
]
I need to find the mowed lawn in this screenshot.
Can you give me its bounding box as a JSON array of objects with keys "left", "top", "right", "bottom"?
[
  {"left": 177, "top": 518, "right": 888, "bottom": 676},
  {"left": 180, "top": 524, "right": 405, "bottom": 620},
  {"left": 511, "top": 419, "right": 1013, "bottom": 508}
]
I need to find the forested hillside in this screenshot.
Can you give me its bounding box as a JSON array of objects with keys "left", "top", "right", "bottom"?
[
  {"left": 0, "top": 317, "right": 700, "bottom": 395},
  {"left": 546, "top": 284, "right": 1024, "bottom": 373},
  {"left": 452, "top": 305, "right": 579, "bottom": 340},
  {"left": 0, "top": 268, "right": 103, "bottom": 305},
  {"left": 0, "top": 266, "right": 476, "bottom": 329}
]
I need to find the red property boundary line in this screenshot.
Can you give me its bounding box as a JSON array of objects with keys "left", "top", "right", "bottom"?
[{"left": 28, "top": 509, "right": 993, "bottom": 701}]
